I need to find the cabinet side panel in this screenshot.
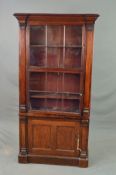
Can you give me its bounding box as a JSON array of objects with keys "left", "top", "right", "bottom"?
[
  {"left": 19, "top": 25, "right": 26, "bottom": 112},
  {"left": 18, "top": 23, "right": 28, "bottom": 163},
  {"left": 83, "top": 24, "right": 94, "bottom": 118},
  {"left": 79, "top": 24, "right": 95, "bottom": 168}
]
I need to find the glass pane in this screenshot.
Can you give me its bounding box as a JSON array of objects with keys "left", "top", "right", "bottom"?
[
  {"left": 64, "top": 48, "right": 81, "bottom": 68},
  {"left": 47, "top": 73, "right": 58, "bottom": 92},
  {"left": 30, "top": 98, "right": 46, "bottom": 110},
  {"left": 46, "top": 73, "right": 62, "bottom": 111},
  {"left": 30, "top": 47, "right": 46, "bottom": 67},
  {"left": 46, "top": 99, "right": 62, "bottom": 111},
  {"left": 47, "top": 26, "right": 63, "bottom": 46},
  {"left": 63, "top": 74, "right": 80, "bottom": 93},
  {"left": 47, "top": 48, "right": 63, "bottom": 68},
  {"left": 65, "top": 26, "right": 82, "bottom": 46},
  {"left": 63, "top": 99, "right": 79, "bottom": 113},
  {"left": 29, "top": 72, "right": 46, "bottom": 91},
  {"left": 30, "top": 26, "right": 45, "bottom": 45}
]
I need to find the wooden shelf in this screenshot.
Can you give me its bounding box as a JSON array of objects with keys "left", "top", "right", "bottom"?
[
  {"left": 26, "top": 110, "right": 81, "bottom": 117},
  {"left": 30, "top": 92, "right": 82, "bottom": 100},
  {"left": 30, "top": 44, "right": 82, "bottom": 48},
  {"left": 30, "top": 107, "right": 80, "bottom": 113},
  {"left": 29, "top": 90, "right": 82, "bottom": 95},
  {"left": 28, "top": 66, "right": 83, "bottom": 73}
]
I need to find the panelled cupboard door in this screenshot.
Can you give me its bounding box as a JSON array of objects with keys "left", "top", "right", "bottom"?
[{"left": 28, "top": 119, "right": 80, "bottom": 157}]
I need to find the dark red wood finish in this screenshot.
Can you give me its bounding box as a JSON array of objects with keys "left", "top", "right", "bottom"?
[{"left": 14, "top": 13, "right": 99, "bottom": 167}]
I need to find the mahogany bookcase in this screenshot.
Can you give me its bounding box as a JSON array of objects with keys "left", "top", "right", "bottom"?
[{"left": 14, "top": 13, "right": 99, "bottom": 167}]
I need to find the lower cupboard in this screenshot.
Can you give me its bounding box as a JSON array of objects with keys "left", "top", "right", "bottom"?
[{"left": 28, "top": 118, "right": 80, "bottom": 157}]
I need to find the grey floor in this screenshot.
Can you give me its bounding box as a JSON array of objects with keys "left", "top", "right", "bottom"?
[{"left": 0, "top": 112, "right": 116, "bottom": 175}]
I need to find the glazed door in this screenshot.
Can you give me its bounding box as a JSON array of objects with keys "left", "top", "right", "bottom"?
[
  {"left": 27, "top": 24, "right": 85, "bottom": 114},
  {"left": 28, "top": 118, "right": 81, "bottom": 157}
]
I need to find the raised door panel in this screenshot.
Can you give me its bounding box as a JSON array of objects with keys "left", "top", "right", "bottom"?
[
  {"left": 55, "top": 121, "right": 80, "bottom": 157},
  {"left": 32, "top": 124, "right": 51, "bottom": 149},
  {"left": 28, "top": 119, "right": 80, "bottom": 157},
  {"left": 56, "top": 126, "right": 75, "bottom": 150},
  {"left": 28, "top": 119, "right": 53, "bottom": 155}
]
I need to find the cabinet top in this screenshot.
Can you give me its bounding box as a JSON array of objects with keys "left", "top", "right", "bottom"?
[
  {"left": 14, "top": 13, "right": 99, "bottom": 16},
  {"left": 14, "top": 13, "right": 99, "bottom": 25}
]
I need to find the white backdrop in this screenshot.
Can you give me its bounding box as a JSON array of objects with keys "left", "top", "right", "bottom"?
[{"left": 0, "top": 0, "right": 116, "bottom": 175}]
